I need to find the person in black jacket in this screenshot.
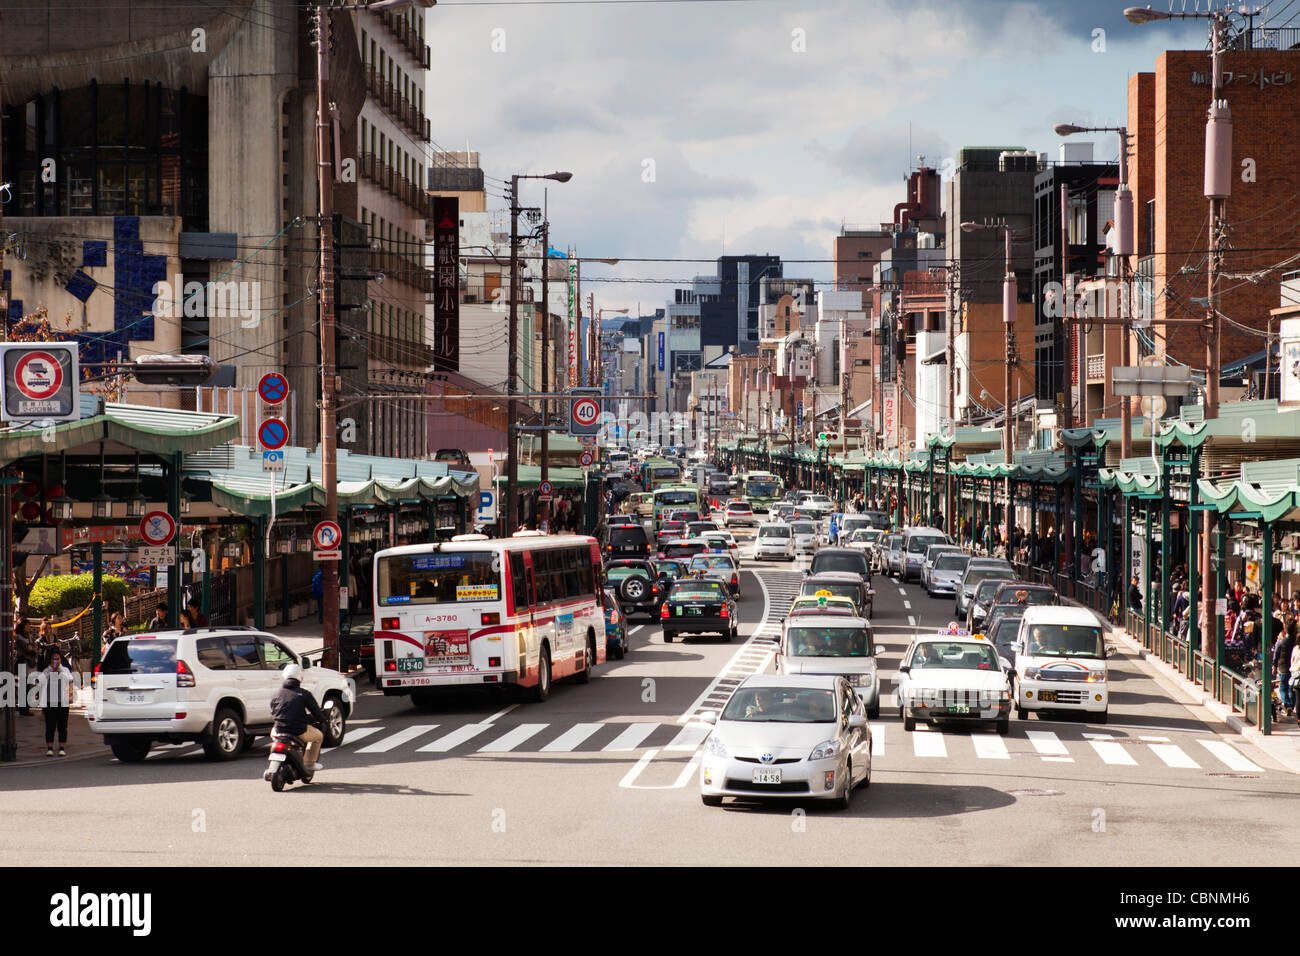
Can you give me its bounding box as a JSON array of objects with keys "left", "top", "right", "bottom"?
[
  {"left": 1128, "top": 575, "right": 1142, "bottom": 613},
  {"left": 269, "top": 665, "right": 327, "bottom": 771}
]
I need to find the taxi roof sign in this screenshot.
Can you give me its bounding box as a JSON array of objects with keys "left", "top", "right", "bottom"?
[{"left": 941, "top": 622, "right": 971, "bottom": 636}]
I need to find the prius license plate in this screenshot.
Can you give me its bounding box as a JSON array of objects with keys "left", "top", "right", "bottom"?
[{"left": 752, "top": 768, "right": 782, "bottom": 784}]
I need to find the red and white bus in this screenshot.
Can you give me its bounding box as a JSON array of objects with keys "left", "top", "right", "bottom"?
[{"left": 372, "top": 532, "right": 606, "bottom": 703}]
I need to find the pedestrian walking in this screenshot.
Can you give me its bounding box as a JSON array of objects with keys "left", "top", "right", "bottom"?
[
  {"left": 1128, "top": 575, "right": 1142, "bottom": 613},
  {"left": 1275, "top": 618, "right": 1296, "bottom": 717},
  {"left": 13, "top": 618, "right": 34, "bottom": 716},
  {"left": 37, "top": 649, "right": 75, "bottom": 757}
]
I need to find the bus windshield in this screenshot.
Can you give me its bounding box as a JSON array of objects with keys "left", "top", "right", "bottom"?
[
  {"left": 656, "top": 490, "right": 697, "bottom": 507},
  {"left": 377, "top": 552, "right": 501, "bottom": 606},
  {"left": 748, "top": 479, "right": 779, "bottom": 497}
]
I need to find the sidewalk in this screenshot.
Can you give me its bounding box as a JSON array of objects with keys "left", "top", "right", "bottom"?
[
  {"left": 1071, "top": 600, "right": 1300, "bottom": 774},
  {"left": 1, "top": 692, "right": 103, "bottom": 768}
]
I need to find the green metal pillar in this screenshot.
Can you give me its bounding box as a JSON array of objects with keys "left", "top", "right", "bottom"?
[
  {"left": 340, "top": 507, "right": 352, "bottom": 633},
  {"left": 1072, "top": 450, "right": 1083, "bottom": 587},
  {"left": 895, "top": 465, "right": 904, "bottom": 531},
  {"left": 253, "top": 515, "right": 266, "bottom": 630},
  {"left": 1145, "top": 498, "right": 1154, "bottom": 647},
  {"left": 1030, "top": 484, "right": 1038, "bottom": 565},
  {"left": 92, "top": 542, "right": 103, "bottom": 670},
  {"left": 1261, "top": 526, "right": 1273, "bottom": 735},
  {"left": 1215, "top": 522, "right": 1228, "bottom": 675},
  {"left": 166, "top": 453, "right": 181, "bottom": 628},
  {"left": 1054, "top": 483, "right": 1063, "bottom": 581},
  {"left": 201, "top": 532, "right": 211, "bottom": 620},
  {"left": 1122, "top": 494, "right": 1131, "bottom": 621},
  {"left": 1159, "top": 455, "right": 1171, "bottom": 634},
  {"left": 281, "top": 534, "right": 291, "bottom": 623}
]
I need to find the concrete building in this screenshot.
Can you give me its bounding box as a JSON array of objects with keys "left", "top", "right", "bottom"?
[
  {"left": 1128, "top": 41, "right": 1300, "bottom": 384},
  {"left": 696, "top": 254, "right": 783, "bottom": 353}
]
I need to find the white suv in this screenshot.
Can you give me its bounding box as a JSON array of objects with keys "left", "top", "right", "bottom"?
[
  {"left": 92, "top": 627, "right": 356, "bottom": 763},
  {"left": 754, "top": 522, "right": 795, "bottom": 561}
]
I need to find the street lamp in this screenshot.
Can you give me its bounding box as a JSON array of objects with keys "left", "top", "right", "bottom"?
[{"left": 508, "top": 171, "right": 573, "bottom": 537}]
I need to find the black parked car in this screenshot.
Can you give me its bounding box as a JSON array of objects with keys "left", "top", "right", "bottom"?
[
  {"left": 604, "top": 522, "right": 652, "bottom": 560},
  {"left": 661, "top": 578, "right": 738, "bottom": 643}
]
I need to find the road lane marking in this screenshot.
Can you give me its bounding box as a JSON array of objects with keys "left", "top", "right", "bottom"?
[
  {"left": 146, "top": 744, "right": 201, "bottom": 760},
  {"left": 356, "top": 724, "right": 439, "bottom": 753},
  {"left": 1195, "top": 739, "right": 1263, "bottom": 772},
  {"left": 665, "top": 724, "right": 711, "bottom": 751},
  {"left": 1149, "top": 743, "right": 1200, "bottom": 769},
  {"left": 538, "top": 723, "right": 604, "bottom": 752},
  {"left": 898, "top": 588, "right": 907, "bottom": 596},
  {"left": 334, "top": 726, "right": 384, "bottom": 747},
  {"left": 903, "top": 600, "right": 911, "bottom": 609},
  {"left": 1083, "top": 733, "right": 1138, "bottom": 766},
  {"left": 617, "top": 749, "right": 703, "bottom": 789},
  {"left": 479, "top": 723, "right": 548, "bottom": 752},
  {"left": 911, "top": 729, "right": 947, "bottom": 757},
  {"left": 870, "top": 723, "right": 885, "bottom": 755},
  {"left": 972, "top": 735, "right": 1010, "bottom": 759},
  {"left": 602, "top": 723, "right": 659, "bottom": 751},
  {"left": 416, "top": 723, "right": 493, "bottom": 752},
  {"left": 484, "top": 704, "right": 519, "bottom": 723},
  {"left": 1026, "top": 730, "right": 1068, "bottom": 755},
  {"left": 907, "top": 616, "right": 916, "bottom": 626},
  {"left": 1042, "top": 756, "right": 1075, "bottom": 762}
]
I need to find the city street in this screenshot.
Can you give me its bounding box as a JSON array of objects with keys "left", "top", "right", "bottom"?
[{"left": 1, "top": 533, "right": 1293, "bottom": 867}]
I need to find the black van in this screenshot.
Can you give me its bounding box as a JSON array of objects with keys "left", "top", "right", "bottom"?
[{"left": 603, "top": 522, "right": 652, "bottom": 560}]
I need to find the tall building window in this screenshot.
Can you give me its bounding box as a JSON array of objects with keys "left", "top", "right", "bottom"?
[{"left": 1145, "top": 200, "right": 1156, "bottom": 256}]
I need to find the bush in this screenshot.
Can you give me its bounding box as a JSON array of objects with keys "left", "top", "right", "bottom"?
[{"left": 28, "top": 573, "right": 130, "bottom": 618}]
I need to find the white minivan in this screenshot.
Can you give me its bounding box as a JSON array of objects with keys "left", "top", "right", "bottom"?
[
  {"left": 1012, "top": 606, "right": 1111, "bottom": 722},
  {"left": 776, "top": 613, "right": 885, "bottom": 718}
]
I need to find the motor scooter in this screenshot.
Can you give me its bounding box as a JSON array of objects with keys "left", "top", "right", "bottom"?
[{"left": 263, "top": 701, "right": 333, "bottom": 792}]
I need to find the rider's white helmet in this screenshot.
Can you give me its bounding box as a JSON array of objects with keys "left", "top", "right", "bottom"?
[{"left": 282, "top": 663, "right": 304, "bottom": 684}]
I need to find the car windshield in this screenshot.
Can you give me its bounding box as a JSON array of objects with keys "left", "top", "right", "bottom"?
[
  {"left": 787, "top": 626, "right": 870, "bottom": 657},
  {"left": 760, "top": 526, "right": 791, "bottom": 537},
  {"left": 975, "top": 579, "right": 1009, "bottom": 601},
  {"left": 991, "top": 621, "right": 1020, "bottom": 649},
  {"left": 997, "top": 587, "right": 1055, "bottom": 606},
  {"left": 672, "top": 582, "right": 726, "bottom": 601},
  {"left": 654, "top": 562, "right": 686, "bottom": 578},
  {"left": 801, "top": 583, "right": 861, "bottom": 605},
  {"left": 910, "top": 641, "right": 1000, "bottom": 670},
  {"left": 377, "top": 551, "right": 501, "bottom": 606},
  {"left": 935, "top": 554, "right": 967, "bottom": 571},
  {"left": 663, "top": 544, "right": 704, "bottom": 557},
  {"left": 1023, "top": 623, "right": 1105, "bottom": 659},
  {"left": 721, "top": 686, "right": 836, "bottom": 722},
  {"left": 790, "top": 522, "right": 816, "bottom": 534},
  {"left": 690, "top": 556, "right": 734, "bottom": 570},
  {"left": 966, "top": 568, "right": 1014, "bottom": 590},
  {"left": 907, "top": 534, "right": 947, "bottom": 553}
]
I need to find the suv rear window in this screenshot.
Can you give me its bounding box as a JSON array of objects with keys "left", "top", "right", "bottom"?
[
  {"left": 102, "top": 639, "right": 178, "bottom": 675},
  {"left": 609, "top": 527, "right": 649, "bottom": 545},
  {"left": 811, "top": 552, "right": 869, "bottom": 576}
]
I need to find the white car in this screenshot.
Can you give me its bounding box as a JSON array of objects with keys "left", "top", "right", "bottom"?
[
  {"left": 1013, "top": 606, "right": 1111, "bottom": 722},
  {"left": 895, "top": 632, "right": 1012, "bottom": 735},
  {"left": 798, "top": 494, "right": 835, "bottom": 516},
  {"left": 699, "top": 674, "right": 872, "bottom": 809},
  {"left": 753, "top": 522, "right": 795, "bottom": 560},
  {"left": 92, "top": 629, "right": 356, "bottom": 763},
  {"left": 788, "top": 520, "right": 822, "bottom": 554},
  {"left": 721, "top": 501, "right": 757, "bottom": 529},
  {"left": 776, "top": 613, "right": 884, "bottom": 718}
]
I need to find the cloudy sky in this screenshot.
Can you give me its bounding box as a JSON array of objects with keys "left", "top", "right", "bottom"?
[{"left": 428, "top": 0, "right": 1206, "bottom": 314}]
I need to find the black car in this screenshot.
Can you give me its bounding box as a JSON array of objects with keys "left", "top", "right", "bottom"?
[
  {"left": 968, "top": 577, "right": 1022, "bottom": 631},
  {"left": 604, "top": 522, "right": 652, "bottom": 560},
  {"left": 990, "top": 581, "right": 1059, "bottom": 608},
  {"left": 661, "top": 578, "right": 738, "bottom": 643},
  {"left": 808, "top": 547, "right": 872, "bottom": 582},
  {"left": 605, "top": 559, "right": 665, "bottom": 620}
]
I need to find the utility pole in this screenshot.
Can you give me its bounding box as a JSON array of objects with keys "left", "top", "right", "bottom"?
[
  {"left": 314, "top": 2, "right": 341, "bottom": 668},
  {"left": 1060, "top": 183, "right": 1074, "bottom": 431},
  {"left": 539, "top": 217, "right": 550, "bottom": 532},
  {"left": 506, "top": 175, "right": 521, "bottom": 535},
  {"left": 588, "top": 293, "right": 597, "bottom": 387}
]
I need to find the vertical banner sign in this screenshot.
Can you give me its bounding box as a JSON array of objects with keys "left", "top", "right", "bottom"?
[
  {"left": 657, "top": 332, "right": 665, "bottom": 372},
  {"left": 433, "top": 196, "right": 460, "bottom": 372},
  {"left": 795, "top": 400, "right": 804, "bottom": 433},
  {"left": 884, "top": 385, "right": 897, "bottom": 447},
  {"left": 567, "top": 261, "right": 578, "bottom": 387}
]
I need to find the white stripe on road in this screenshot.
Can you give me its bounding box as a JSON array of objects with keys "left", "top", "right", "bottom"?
[
  {"left": 1196, "top": 738, "right": 1264, "bottom": 772},
  {"left": 539, "top": 723, "right": 604, "bottom": 752},
  {"left": 1083, "top": 733, "right": 1138, "bottom": 766},
  {"left": 1149, "top": 743, "right": 1200, "bottom": 769},
  {"left": 484, "top": 704, "right": 519, "bottom": 724},
  {"left": 416, "top": 723, "right": 492, "bottom": 752},
  {"left": 356, "top": 724, "right": 439, "bottom": 753},
  {"left": 617, "top": 749, "right": 703, "bottom": 790},
  {"left": 1026, "top": 730, "right": 1068, "bottom": 755},
  {"left": 1042, "top": 755, "right": 1075, "bottom": 762},
  {"left": 911, "top": 729, "right": 947, "bottom": 757},
  {"left": 334, "top": 726, "right": 384, "bottom": 748},
  {"left": 972, "top": 735, "right": 1009, "bottom": 759},
  {"left": 478, "top": 723, "right": 548, "bottom": 752},
  {"left": 602, "top": 723, "right": 660, "bottom": 751},
  {"left": 907, "top": 616, "right": 916, "bottom": 626},
  {"left": 665, "top": 724, "right": 711, "bottom": 751},
  {"left": 870, "top": 723, "right": 885, "bottom": 756},
  {"left": 898, "top": 588, "right": 907, "bottom": 596},
  {"left": 903, "top": 600, "right": 911, "bottom": 609},
  {"left": 146, "top": 744, "right": 200, "bottom": 760}
]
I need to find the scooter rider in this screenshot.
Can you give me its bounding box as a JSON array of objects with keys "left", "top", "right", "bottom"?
[{"left": 270, "top": 664, "right": 327, "bottom": 772}]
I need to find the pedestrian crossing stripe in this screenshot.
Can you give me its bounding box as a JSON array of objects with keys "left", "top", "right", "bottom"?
[{"left": 130, "top": 721, "right": 1271, "bottom": 773}]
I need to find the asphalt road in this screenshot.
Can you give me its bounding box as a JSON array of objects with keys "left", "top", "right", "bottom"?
[{"left": 0, "top": 532, "right": 1294, "bottom": 866}]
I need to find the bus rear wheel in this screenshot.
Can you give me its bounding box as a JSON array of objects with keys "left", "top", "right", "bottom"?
[
  {"left": 530, "top": 647, "right": 552, "bottom": 702},
  {"left": 576, "top": 635, "right": 595, "bottom": 684}
]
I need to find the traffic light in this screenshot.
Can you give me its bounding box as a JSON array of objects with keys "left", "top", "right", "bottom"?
[{"left": 131, "top": 354, "right": 218, "bottom": 386}]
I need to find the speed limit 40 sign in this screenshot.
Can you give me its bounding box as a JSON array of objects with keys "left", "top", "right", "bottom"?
[{"left": 568, "top": 387, "right": 603, "bottom": 437}]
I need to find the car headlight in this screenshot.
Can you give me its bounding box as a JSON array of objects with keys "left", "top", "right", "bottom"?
[
  {"left": 1086, "top": 669, "right": 1106, "bottom": 682},
  {"left": 1023, "top": 666, "right": 1042, "bottom": 680},
  {"left": 808, "top": 739, "right": 840, "bottom": 761},
  {"left": 704, "top": 734, "right": 728, "bottom": 758}
]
